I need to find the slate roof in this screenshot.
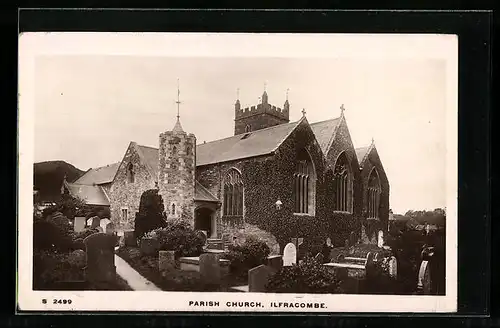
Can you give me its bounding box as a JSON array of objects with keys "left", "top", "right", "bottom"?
[
  {"left": 136, "top": 144, "right": 159, "bottom": 176},
  {"left": 74, "top": 162, "right": 120, "bottom": 185},
  {"left": 195, "top": 119, "right": 303, "bottom": 166},
  {"left": 65, "top": 182, "right": 110, "bottom": 206},
  {"left": 355, "top": 144, "right": 374, "bottom": 166},
  {"left": 310, "top": 117, "right": 341, "bottom": 155},
  {"left": 194, "top": 181, "right": 219, "bottom": 203}
]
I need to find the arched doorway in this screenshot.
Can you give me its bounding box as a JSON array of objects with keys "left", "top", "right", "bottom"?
[{"left": 195, "top": 207, "right": 215, "bottom": 238}]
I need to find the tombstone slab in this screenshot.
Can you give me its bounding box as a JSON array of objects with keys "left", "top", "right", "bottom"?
[
  {"left": 124, "top": 231, "right": 137, "bottom": 247},
  {"left": 99, "top": 218, "right": 111, "bottom": 233},
  {"left": 74, "top": 217, "right": 86, "bottom": 233},
  {"left": 388, "top": 256, "right": 398, "bottom": 279},
  {"left": 248, "top": 264, "right": 276, "bottom": 292},
  {"left": 83, "top": 233, "right": 116, "bottom": 284},
  {"left": 283, "top": 243, "right": 297, "bottom": 266},
  {"left": 266, "top": 255, "right": 283, "bottom": 271},
  {"left": 199, "top": 253, "right": 221, "bottom": 284},
  {"left": 417, "top": 260, "right": 432, "bottom": 294}
]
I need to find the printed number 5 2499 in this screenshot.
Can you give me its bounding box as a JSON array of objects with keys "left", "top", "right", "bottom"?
[{"left": 53, "top": 299, "right": 72, "bottom": 304}]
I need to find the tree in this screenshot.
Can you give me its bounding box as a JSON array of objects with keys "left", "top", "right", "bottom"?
[
  {"left": 42, "top": 193, "right": 87, "bottom": 220},
  {"left": 134, "top": 189, "right": 167, "bottom": 238}
]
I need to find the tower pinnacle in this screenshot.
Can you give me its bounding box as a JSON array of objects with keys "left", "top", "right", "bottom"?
[{"left": 172, "top": 78, "right": 184, "bottom": 133}]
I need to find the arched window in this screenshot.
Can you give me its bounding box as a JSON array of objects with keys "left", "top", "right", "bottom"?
[
  {"left": 294, "top": 149, "right": 316, "bottom": 214},
  {"left": 171, "top": 203, "right": 176, "bottom": 215},
  {"left": 245, "top": 124, "right": 252, "bottom": 133},
  {"left": 223, "top": 168, "right": 244, "bottom": 217},
  {"left": 172, "top": 146, "right": 178, "bottom": 156},
  {"left": 127, "top": 163, "right": 135, "bottom": 183},
  {"left": 367, "top": 169, "right": 381, "bottom": 219},
  {"left": 186, "top": 144, "right": 192, "bottom": 155},
  {"left": 333, "top": 152, "right": 353, "bottom": 212}
]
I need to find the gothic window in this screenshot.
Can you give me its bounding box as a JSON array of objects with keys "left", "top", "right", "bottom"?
[
  {"left": 127, "top": 163, "right": 135, "bottom": 183},
  {"left": 120, "top": 207, "right": 128, "bottom": 224},
  {"left": 223, "top": 168, "right": 244, "bottom": 217},
  {"left": 367, "top": 169, "right": 381, "bottom": 219},
  {"left": 171, "top": 203, "right": 176, "bottom": 215},
  {"left": 186, "top": 144, "right": 192, "bottom": 155},
  {"left": 245, "top": 124, "right": 252, "bottom": 133},
  {"left": 294, "top": 148, "right": 316, "bottom": 214},
  {"left": 172, "top": 146, "right": 178, "bottom": 156},
  {"left": 333, "top": 152, "right": 353, "bottom": 212}
]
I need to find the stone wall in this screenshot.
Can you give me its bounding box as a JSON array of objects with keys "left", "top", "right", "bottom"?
[
  {"left": 158, "top": 130, "right": 196, "bottom": 226},
  {"left": 107, "top": 142, "right": 156, "bottom": 231}
]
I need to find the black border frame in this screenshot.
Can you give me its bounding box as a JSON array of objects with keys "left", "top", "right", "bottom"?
[{"left": 7, "top": 8, "right": 492, "bottom": 327}]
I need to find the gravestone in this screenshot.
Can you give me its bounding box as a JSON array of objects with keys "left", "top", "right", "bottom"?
[
  {"left": 199, "top": 253, "right": 221, "bottom": 284},
  {"left": 83, "top": 232, "right": 116, "bottom": 284},
  {"left": 105, "top": 222, "right": 116, "bottom": 235},
  {"left": 74, "top": 217, "right": 86, "bottom": 233},
  {"left": 124, "top": 231, "right": 137, "bottom": 247},
  {"left": 417, "top": 260, "right": 432, "bottom": 294},
  {"left": 100, "top": 218, "right": 111, "bottom": 232},
  {"left": 377, "top": 230, "right": 384, "bottom": 248},
  {"left": 159, "top": 250, "right": 176, "bottom": 275},
  {"left": 266, "top": 255, "right": 283, "bottom": 271},
  {"left": 248, "top": 264, "right": 275, "bottom": 292},
  {"left": 89, "top": 216, "right": 101, "bottom": 229},
  {"left": 388, "top": 256, "right": 398, "bottom": 279},
  {"left": 314, "top": 252, "right": 324, "bottom": 263},
  {"left": 283, "top": 243, "right": 297, "bottom": 266}
]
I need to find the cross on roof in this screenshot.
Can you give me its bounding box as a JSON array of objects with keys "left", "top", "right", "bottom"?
[
  {"left": 286, "top": 88, "right": 289, "bottom": 101},
  {"left": 302, "top": 108, "right": 307, "bottom": 116},
  {"left": 340, "top": 104, "right": 345, "bottom": 113},
  {"left": 175, "top": 78, "right": 182, "bottom": 119}
]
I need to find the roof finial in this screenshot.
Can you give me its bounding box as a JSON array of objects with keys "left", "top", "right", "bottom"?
[
  {"left": 236, "top": 87, "right": 240, "bottom": 100},
  {"left": 302, "top": 108, "right": 307, "bottom": 117},
  {"left": 264, "top": 81, "right": 267, "bottom": 92},
  {"left": 371, "top": 137, "right": 375, "bottom": 144},
  {"left": 340, "top": 103, "right": 345, "bottom": 115},
  {"left": 175, "top": 78, "right": 181, "bottom": 120},
  {"left": 286, "top": 88, "right": 289, "bottom": 101}
]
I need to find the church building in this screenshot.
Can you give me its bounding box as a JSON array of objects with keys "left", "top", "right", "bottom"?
[{"left": 65, "top": 88, "right": 390, "bottom": 254}]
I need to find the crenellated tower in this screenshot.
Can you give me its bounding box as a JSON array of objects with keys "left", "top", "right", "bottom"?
[
  {"left": 234, "top": 88, "right": 290, "bottom": 135},
  {"left": 158, "top": 81, "right": 196, "bottom": 224}
]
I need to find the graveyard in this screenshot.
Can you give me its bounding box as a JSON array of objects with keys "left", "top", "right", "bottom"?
[{"left": 32, "top": 193, "right": 445, "bottom": 295}]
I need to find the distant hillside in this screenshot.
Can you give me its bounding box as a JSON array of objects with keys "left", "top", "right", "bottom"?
[{"left": 34, "top": 160, "right": 85, "bottom": 202}]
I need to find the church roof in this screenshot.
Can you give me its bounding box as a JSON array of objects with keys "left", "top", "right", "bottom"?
[
  {"left": 355, "top": 144, "right": 374, "bottom": 166},
  {"left": 136, "top": 144, "right": 159, "bottom": 177},
  {"left": 196, "top": 119, "right": 303, "bottom": 166},
  {"left": 310, "top": 117, "right": 341, "bottom": 155},
  {"left": 194, "top": 181, "right": 219, "bottom": 202},
  {"left": 65, "top": 182, "right": 110, "bottom": 206},
  {"left": 74, "top": 162, "right": 120, "bottom": 185}
]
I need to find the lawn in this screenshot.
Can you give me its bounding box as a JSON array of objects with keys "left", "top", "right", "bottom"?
[{"left": 116, "top": 246, "right": 246, "bottom": 292}]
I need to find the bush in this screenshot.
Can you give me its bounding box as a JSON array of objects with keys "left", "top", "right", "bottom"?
[
  {"left": 265, "top": 256, "right": 341, "bottom": 293},
  {"left": 224, "top": 236, "right": 270, "bottom": 278},
  {"left": 154, "top": 221, "right": 205, "bottom": 259},
  {"left": 33, "top": 250, "right": 85, "bottom": 290},
  {"left": 134, "top": 189, "right": 167, "bottom": 239},
  {"left": 33, "top": 212, "right": 75, "bottom": 252}
]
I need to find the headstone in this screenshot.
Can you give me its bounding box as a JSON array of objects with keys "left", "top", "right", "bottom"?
[
  {"left": 74, "top": 217, "right": 86, "bottom": 233},
  {"left": 199, "top": 253, "right": 221, "bottom": 284},
  {"left": 100, "top": 218, "right": 111, "bottom": 232},
  {"left": 417, "top": 260, "right": 432, "bottom": 294},
  {"left": 248, "top": 264, "right": 275, "bottom": 292},
  {"left": 159, "top": 250, "right": 176, "bottom": 275},
  {"left": 366, "top": 252, "right": 374, "bottom": 264},
  {"left": 388, "top": 256, "right": 398, "bottom": 278},
  {"left": 283, "top": 243, "right": 297, "bottom": 266},
  {"left": 105, "top": 222, "right": 116, "bottom": 235},
  {"left": 377, "top": 230, "right": 384, "bottom": 248},
  {"left": 124, "top": 231, "right": 137, "bottom": 247},
  {"left": 87, "top": 218, "right": 93, "bottom": 227},
  {"left": 83, "top": 233, "right": 116, "bottom": 284},
  {"left": 314, "top": 252, "right": 324, "bottom": 263},
  {"left": 140, "top": 238, "right": 159, "bottom": 255},
  {"left": 89, "top": 216, "right": 101, "bottom": 229},
  {"left": 266, "top": 255, "right": 283, "bottom": 271}
]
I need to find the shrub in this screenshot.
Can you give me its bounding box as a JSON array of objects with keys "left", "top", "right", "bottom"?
[
  {"left": 224, "top": 236, "right": 270, "bottom": 278},
  {"left": 155, "top": 221, "right": 205, "bottom": 259},
  {"left": 134, "top": 189, "right": 167, "bottom": 239},
  {"left": 33, "top": 250, "right": 85, "bottom": 290},
  {"left": 265, "top": 256, "right": 341, "bottom": 293},
  {"left": 33, "top": 212, "right": 75, "bottom": 252}
]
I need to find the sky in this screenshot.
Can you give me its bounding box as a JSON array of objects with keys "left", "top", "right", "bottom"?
[{"left": 28, "top": 33, "right": 455, "bottom": 215}]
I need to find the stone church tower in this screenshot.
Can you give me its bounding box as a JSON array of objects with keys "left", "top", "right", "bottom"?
[
  {"left": 234, "top": 89, "right": 290, "bottom": 135},
  {"left": 158, "top": 84, "right": 196, "bottom": 224}
]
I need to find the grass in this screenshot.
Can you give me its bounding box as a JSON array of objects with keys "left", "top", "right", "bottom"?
[{"left": 116, "top": 246, "right": 246, "bottom": 292}]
